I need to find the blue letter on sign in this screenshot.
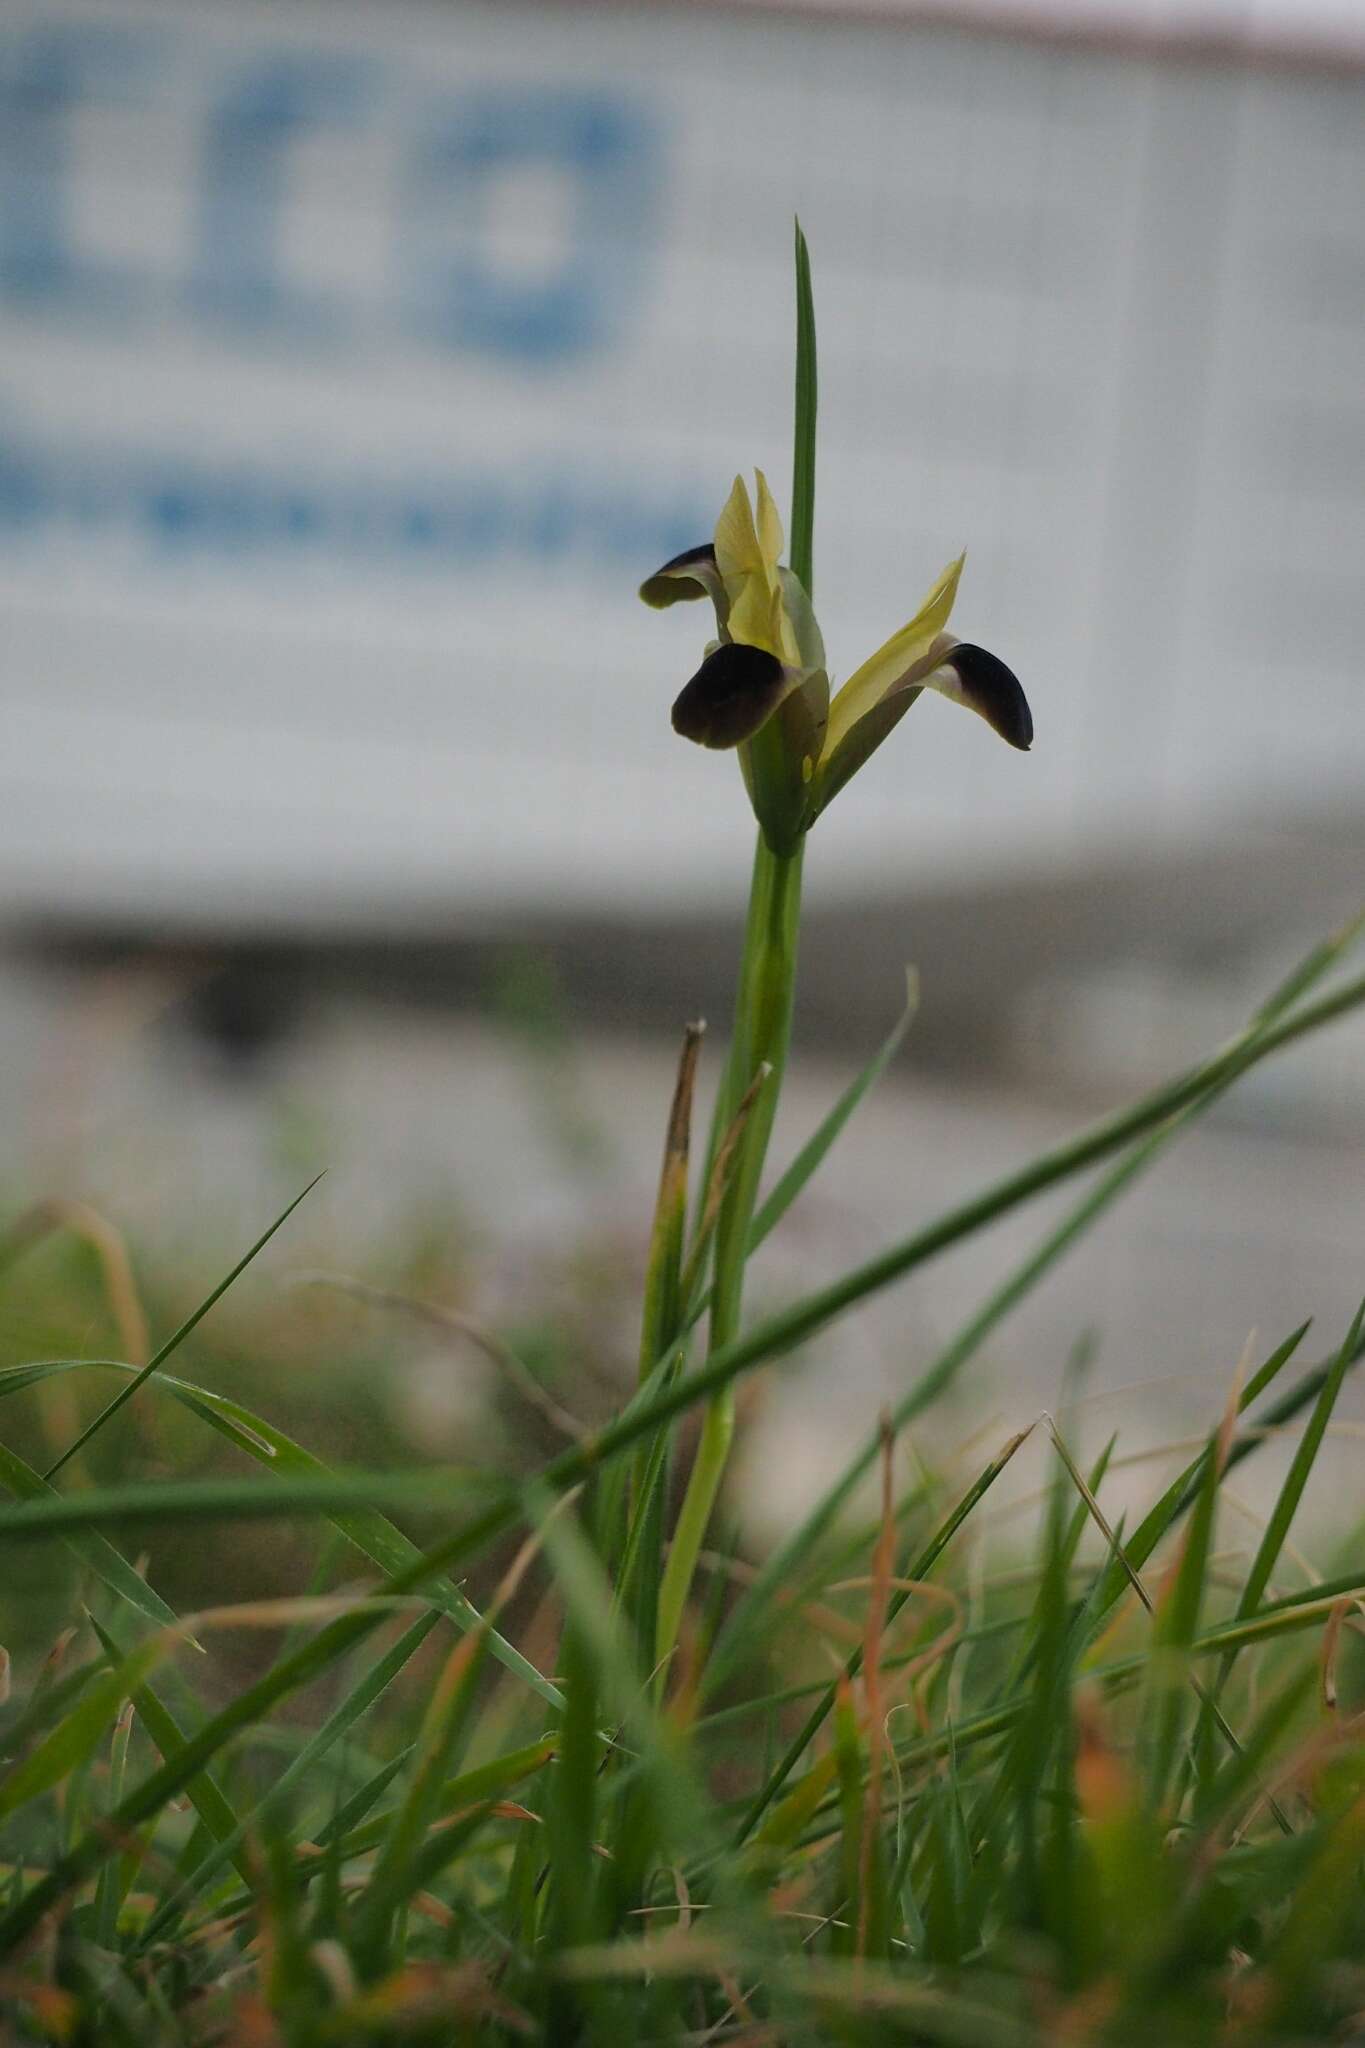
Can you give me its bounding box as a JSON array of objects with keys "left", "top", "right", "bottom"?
[
  {"left": 404, "top": 89, "right": 659, "bottom": 366},
  {"left": 0, "top": 23, "right": 156, "bottom": 316},
  {"left": 190, "top": 52, "right": 372, "bottom": 342}
]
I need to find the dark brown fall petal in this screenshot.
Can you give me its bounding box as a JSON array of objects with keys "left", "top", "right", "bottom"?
[
  {"left": 944, "top": 644, "right": 1033, "bottom": 751},
  {"left": 671, "top": 642, "right": 789, "bottom": 750},
  {"left": 639, "top": 543, "right": 720, "bottom": 609}
]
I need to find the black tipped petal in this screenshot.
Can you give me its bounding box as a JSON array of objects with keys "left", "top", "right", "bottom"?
[
  {"left": 639, "top": 543, "right": 719, "bottom": 609},
  {"left": 671, "top": 642, "right": 788, "bottom": 750},
  {"left": 944, "top": 643, "right": 1033, "bottom": 751}
]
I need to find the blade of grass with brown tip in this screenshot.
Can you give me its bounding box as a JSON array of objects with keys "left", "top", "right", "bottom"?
[
  {"left": 641, "top": 1022, "right": 705, "bottom": 1386},
  {"left": 733, "top": 1422, "right": 1036, "bottom": 1844},
  {"left": 705, "top": 939, "right": 1364, "bottom": 1698},
  {"left": 621, "top": 1022, "right": 704, "bottom": 1676}
]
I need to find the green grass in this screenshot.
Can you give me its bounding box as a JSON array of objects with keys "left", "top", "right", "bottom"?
[
  {"left": 0, "top": 929, "right": 1361, "bottom": 2045},
  {"left": 1, "top": 224, "right": 1364, "bottom": 2043}
]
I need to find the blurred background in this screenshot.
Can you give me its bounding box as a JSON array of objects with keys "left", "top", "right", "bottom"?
[{"left": 1, "top": 0, "right": 1362, "bottom": 1549}]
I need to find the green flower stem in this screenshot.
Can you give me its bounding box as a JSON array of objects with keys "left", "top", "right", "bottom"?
[
  {"left": 653, "top": 223, "right": 820, "bottom": 1677},
  {"left": 655, "top": 830, "right": 805, "bottom": 1671}
]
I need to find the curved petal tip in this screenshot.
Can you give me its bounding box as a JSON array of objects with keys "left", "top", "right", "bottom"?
[
  {"left": 639, "top": 543, "right": 719, "bottom": 609},
  {"left": 944, "top": 644, "right": 1033, "bottom": 750}
]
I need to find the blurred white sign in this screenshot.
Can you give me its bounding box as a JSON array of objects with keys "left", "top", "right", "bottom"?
[
  {"left": 1, "top": 0, "right": 1363, "bottom": 927},
  {"left": 775, "top": 0, "right": 1365, "bottom": 60}
]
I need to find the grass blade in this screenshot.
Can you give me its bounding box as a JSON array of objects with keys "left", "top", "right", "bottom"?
[
  {"left": 0, "top": 1468, "right": 513, "bottom": 1540},
  {"left": 1085, "top": 1320, "right": 1315, "bottom": 1631},
  {"left": 734, "top": 1422, "right": 1035, "bottom": 1842},
  {"left": 618, "top": 957, "right": 1365, "bottom": 1516},
  {"left": 134, "top": 1613, "right": 442, "bottom": 1951},
  {"left": 92, "top": 1700, "right": 135, "bottom": 1950},
  {"left": 1, "top": 1358, "right": 562, "bottom": 1710},
  {"left": 42, "top": 1174, "right": 323, "bottom": 1480},
  {"left": 88, "top": 1615, "right": 248, "bottom": 1888},
  {"left": 1144, "top": 1409, "right": 1225, "bottom": 1809},
  {"left": 1235, "top": 1295, "right": 1365, "bottom": 1627},
  {"left": 639, "top": 1021, "right": 704, "bottom": 1384},
  {"left": 747, "top": 967, "right": 917, "bottom": 1255},
  {"left": 790, "top": 216, "right": 817, "bottom": 595},
  {"left": 0, "top": 1633, "right": 170, "bottom": 1824},
  {"left": 0, "top": 1440, "right": 182, "bottom": 1634}
]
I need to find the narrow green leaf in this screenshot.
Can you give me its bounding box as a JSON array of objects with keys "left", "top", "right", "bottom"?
[
  {"left": 790, "top": 217, "right": 817, "bottom": 597},
  {"left": 0, "top": 1512, "right": 514, "bottom": 1947},
  {"left": 1236, "top": 1295, "right": 1365, "bottom": 1626},
  {"left": 164, "top": 1375, "right": 563, "bottom": 1711},
  {"left": 639, "top": 1022, "right": 704, "bottom": 1383},
  {"left": 89, "top": 1616, "right": 248, "bottom": 1890},
  {"left": 320, "top": 1737, "right": 555, "bottom": 1865},
  {"left": 0, "top": 1634, "right": 169, "bottom": 1823},
  {"left": 1086, "top": 1320, "right": 1315, "bottom": 1631},
  {"left": 708, "top": 1111, "right": 1182, "bottom": 1693},
  {"left": 832, "top": 1683, "right": 864, "bottom": 1958},
  {"left": 0, "top": 1440, "right": 182, "bottom": 1634},
  {"left": 532, "top": 1488, "right": 718, "bottom": 1870},
  {"left": 545, "top": 1554, "right": 603, "bottom": 1963},
  {"left": 352, "top": 1625, "right": 491, "bottom": 1955},
  {"left": 1010, "top": 1446, "right": 1076, "bottom": 1923},
  {"left": 747, "top": 968, "right": 916, "bottom": 1254},
  {"left": 0, "top": 1467, "right": 510, "bottom": 1539},
  {"left": 1193, "top": 1661, "right": 1319, "bottom": 1843},
  {"left": 1144, "top": 1410, "right": 1223, "bottom": 1808},
  {"left": 1250, "top": 905, "right": 1365, "bottom": 1025},
  {"left": 92, "top": 1699, "right": 135, "bottom": 1950},
  {"left": 623, "top": 953, "right": 1365, "bottom": 1473},
  {"left": 0, "top": 1358, "right": 562, "bottom": 1711},
  {"left": 0, "top": 1654, "right": 106, "bottom": 1760},
  {"left": 1180, "top": 1300, "right": 1365, "bottom": 1810},
  {"left": 734, "top": 1421, "right": 1035, "bottom": 1842},
  {"left": 43, "top": 1173, "right": 324, "bottom": 1480},
  {"left": 138, "top": 1614, "right": 446, "bottom": 1949}
]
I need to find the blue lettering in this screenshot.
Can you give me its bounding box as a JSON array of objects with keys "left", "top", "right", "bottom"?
[
  {"left": 0, "top": 23, "right": 158, "bottom": 316},
  {"left": 189, "top": 52, "right": 374, "bottom": 342},
  {"left": 403, "top": 89, "right": 660, "bottom": 365},
  {"left": 0, "top": 429, "right": 705, "bottom": 578}
]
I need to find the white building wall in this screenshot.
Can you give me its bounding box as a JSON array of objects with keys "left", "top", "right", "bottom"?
[{"left": 1, "top": 0, "right": 1362, "bottom": 928}]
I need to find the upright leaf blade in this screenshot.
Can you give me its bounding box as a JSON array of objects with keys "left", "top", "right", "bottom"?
[
  {"left": 1236, "top": 1295, "right": 1365, "bottom": 1626},
  {"left": 748, "top": 969, "right": 917, "bottom": 1254},
  {"left": 43, "top": 1174, "right": 324, "bottom": 1480},
  {"left": 790, "top": 218, "right": 817, "bottom": 597},
  {"left": 0, "top": 1440, "right": 182, "bottom": 1635}
]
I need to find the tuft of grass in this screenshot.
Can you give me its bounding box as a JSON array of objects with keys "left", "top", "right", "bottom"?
[{"left": 0, "top": 936, "right": 1360, "bottom": 2043}]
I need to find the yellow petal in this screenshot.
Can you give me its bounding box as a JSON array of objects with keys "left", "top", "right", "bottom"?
[
  {"left": 728, "top": 574, "right": 782, "bottom": 654},
  {"left": 753, "top": 468, "right": 785, "bottom": 572},
  {"left": 714, "top": 474, "right": 764, "bottom": 585},
  {"left": 715, "top": 471, "right": 786, "bottom": 657},
  {"left": 823, "top": 553, "right": 965, "bottom": 758}
]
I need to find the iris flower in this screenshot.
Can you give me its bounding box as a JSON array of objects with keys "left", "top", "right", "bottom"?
[{"left": 640, "top": 472, "right": 1031, "bottom": 854}]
